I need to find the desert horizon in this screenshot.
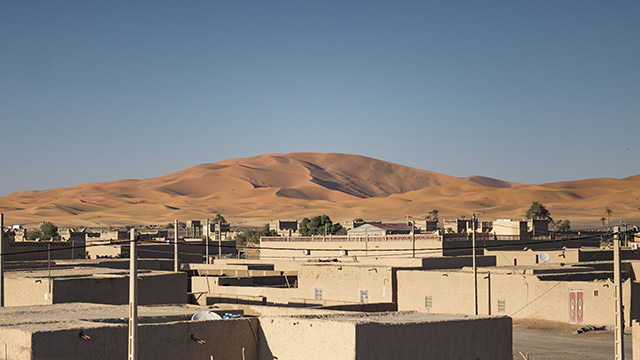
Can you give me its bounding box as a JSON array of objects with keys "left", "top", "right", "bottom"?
[{"left": 0, "top": 152, "right": 637, "bottom": 229}]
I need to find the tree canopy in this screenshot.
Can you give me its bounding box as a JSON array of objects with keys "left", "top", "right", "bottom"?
[
  {"left": 525, "top": 202, "right": 552, "bottom": 221},
  {"left": 555, "top": 219, "right": 571, "bottom": 232},
  {"left": 213, "top": 213, "right": 227, "bottom": 224},
  {"left": 40, "top": 221, "right": 59, "bottom": 240},
  {"left": 234, "top": 223, "right": 277, "bottom": 246},
  {"left": 299, "top": 215, "right": 347, "bottom": 236}
]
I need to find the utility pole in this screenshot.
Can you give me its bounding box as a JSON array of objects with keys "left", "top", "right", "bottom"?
[
  {"left": 614, "top": 228, "right": 624, "bottom": 360},
  {"left": 0, "top": 213, "right": 4, "bottom": 307},
  {"left": 410, "top": 216, "right": 415, "bottom": 258},
  {"left": 218, "top": 219, "right": 222, "bottom": 261},
  {"left": 205, "top": 218, "right": 209, "bottom": 264},
  {"left": 472, "top": 213, "right": 478, "bottom": 316},
  {"left": 174, "top": 219, "right": 178, "bottom": 272},
  {"left": 128, "top": 228, "right": 138, "bottom": 360}
]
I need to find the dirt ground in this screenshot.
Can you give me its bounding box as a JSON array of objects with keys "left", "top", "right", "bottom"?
[{"left": 512, "top": 319, "right": 632, "bottom": 359}]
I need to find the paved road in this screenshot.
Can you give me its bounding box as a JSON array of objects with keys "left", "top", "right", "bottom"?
[{"left": 513, "top": 326, "right": 632, "bottom": 359}]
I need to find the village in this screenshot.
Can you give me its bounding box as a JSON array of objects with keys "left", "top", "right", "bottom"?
[{"left": 0, "top": 205, "right": 638, "bottom": 360}]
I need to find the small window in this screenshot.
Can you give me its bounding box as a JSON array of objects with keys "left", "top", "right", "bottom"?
[
  {"left": 425, "top": 296, "right": 432, "bottom": 308},
  {"left": 498, "top": 300, "right": 505, "bottom": 312},
  {"left": 513, "top": 259, "right": 518, "bottom": 266},
  {"left": 594, "top": 290, "right": 598, "bottom": 297},
  {"left": 314, "top": 288, "right": 323, "bottom": 300},
  {"left": 360, "top": 290, "right": 369, "bottom": 304}
]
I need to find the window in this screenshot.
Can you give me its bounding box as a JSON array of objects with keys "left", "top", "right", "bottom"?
[
  {"left": 314, "top": 288, "right": 323, "bottom": 300},
  {"left": 425, "top": 296, "right": 432, "bottom": 308},
  {"left": 498, "top": 300, "right": 505, "bottom": 312},
  {"left": 360, "top": 290, "right": 369, "bottom": 304},
  {"left": 594, "top": 290, "right": 598, "bottom": 297}
]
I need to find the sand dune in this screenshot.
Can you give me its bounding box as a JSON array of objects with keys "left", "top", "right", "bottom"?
[{"left": 0, "top": 152, "right": 638, "bottom": 228}]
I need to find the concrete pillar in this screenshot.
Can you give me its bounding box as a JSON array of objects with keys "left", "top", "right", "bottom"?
[
  {"left": 174, "top": 219, "right": 179, "bottom": 272},
  {"left": 128, "top": 229, "right": 137, "bottom": 360}
]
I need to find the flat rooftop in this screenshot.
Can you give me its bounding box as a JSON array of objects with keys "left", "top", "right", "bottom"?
[
  {"left": 6, "top": 267, "right": 176, "bottom": 279},
  {"left": 292, "top": 311, "right": 505, "bottom": 325},
  {"left": 0, "top": 303, "right": 236, "bottom": 332}
]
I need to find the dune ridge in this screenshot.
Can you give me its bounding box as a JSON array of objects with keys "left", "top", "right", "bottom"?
[{"left": 0, "top": 152, "right": 638, "bottom": 228}]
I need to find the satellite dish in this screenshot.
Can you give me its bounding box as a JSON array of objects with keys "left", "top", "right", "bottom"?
[
  {"left": 539, "top": 252, "right": 550, "bottom": 263},
  {"left": 191, "top": 311, "right": 222, "bottom": 321}
]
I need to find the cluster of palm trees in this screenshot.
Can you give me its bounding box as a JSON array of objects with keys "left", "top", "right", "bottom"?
[{"left": 600, "top": 207, "right": 613, "bottom": 231}]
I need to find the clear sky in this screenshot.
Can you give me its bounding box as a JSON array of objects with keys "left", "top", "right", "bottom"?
[{"left": 1, "top": 1, "right": 638, "bottom": 196}]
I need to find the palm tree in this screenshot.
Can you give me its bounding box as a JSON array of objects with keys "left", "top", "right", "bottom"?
[
  {"left": 605, "top": 208, "right": 613, "bottom": 231},
  {"left": 600, "top": 217, "right": 607, "bottom": 230}
]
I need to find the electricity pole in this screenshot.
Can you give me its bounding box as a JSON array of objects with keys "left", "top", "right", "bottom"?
[
  {"left": 205, "top": 218, "right": 209, "bottom": 264},
  {"left": 472, "top": 213, "right": 478, "bottom": 316},
  {"left": 614, "top": 228, "right": 624, "bottom": 360},
  {"left": 128, "top": 228, "right": 138, "bottom": 360},
  {"left": 174, "top": 219, "right": 178, "bottom": 272},
  {"left": 0, "top": 213, "right": 4, "bottom": 307},
  {"left": 218, "top": 219, "right": 222, "bottom": 261}
]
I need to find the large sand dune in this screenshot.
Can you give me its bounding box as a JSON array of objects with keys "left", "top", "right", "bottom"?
[{"left": 0, "top": 153, "right": 637, "bottom": 228}]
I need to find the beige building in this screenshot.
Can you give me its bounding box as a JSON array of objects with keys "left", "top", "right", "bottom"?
[
  {"left": 269, "top": 220, "right": 299, "bottom": 237},
  {"left": 4, "top": 267, "right": 187, "bottom": 306},
  {"left": 259, "top": 234, "right": 480, "bottom": 259},
  {"left": 0, "top": 303, "right": 512, "bottom": 360},
  {"left": 397, "top": 265, "right": 637, "bottom": 326}
]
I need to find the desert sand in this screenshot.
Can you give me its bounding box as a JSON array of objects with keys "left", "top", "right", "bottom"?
[{"left": 0, "top": 152, "right": 638, "bottom": 228}]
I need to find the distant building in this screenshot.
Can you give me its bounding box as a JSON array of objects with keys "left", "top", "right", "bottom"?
[
  {"left": 492, "top": 219, "right": 528, "bottom": 238},
  {"left": 443, "top": 219, "right": 474, "bottom": 233},
  {"left": 347, "top": 223, "right": 412, "bottom": 236},
  {"left": 528, "top": 219, "right": 549, "bottom": 236},
  {"left": 412, "top": 220, "right": 438, "bottom": 232},
  {"left": 269, "top": 220, "right": 298, "bottom": 237}
]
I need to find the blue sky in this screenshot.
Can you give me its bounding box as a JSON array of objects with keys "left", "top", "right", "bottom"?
[{"left": 1, "top": 1, "right": 638, "bottom": 196}]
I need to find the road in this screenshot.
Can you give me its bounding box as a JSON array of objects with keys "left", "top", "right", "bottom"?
[{"left": 513, "top": 322, "right": 632, "bottom": 359}]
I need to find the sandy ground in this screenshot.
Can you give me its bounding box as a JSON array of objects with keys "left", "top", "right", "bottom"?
[
  {"left": 0, "top": 152, "right": 638, "bottom": 227},
  {"left": 512, "top": 320, "right": 632, "bottom": 359}
]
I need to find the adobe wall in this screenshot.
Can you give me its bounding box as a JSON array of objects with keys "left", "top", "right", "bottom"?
[
  {"left": 354, "top": 317, "right": 512, "bottom": 360},
  {"left": 397, "top": 269, "right": 631, "bottom": 326},
  {"left": 191, "top": 276, "right": 298, "bottom": 304},
  {"left": 258, "top": 317, "right": 356, "bottom": 360},
  {"left": 0, "top": 328, "right": 32, "bottom": 359},
  {"left": 297, "top": 264, "right": 394, "bottom": 304},
  {"left": 5, "top": 272, "right": 187, "bottom": 307},
  {"left": 26, "top": 318, "right": 259, "bottom": 360},
  {"left": 485, "top": 249, "right": 579, "bottom": 266},
  {"left": 5, "top": 276, "right": 52, "bottom": 306},
  {"left": 259, "top": 239, "right": 446, "bottom": 259},
  {"left": 53, "top": 272, "right": 187, "bottom": 305}
]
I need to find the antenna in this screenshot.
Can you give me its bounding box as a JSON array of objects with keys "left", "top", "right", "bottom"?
[
  {"left": 539, "top": 251, "right": 550, "bottom": 263},
  {"left": 191, "top": 311, "right": 222, "bottom": 321}
]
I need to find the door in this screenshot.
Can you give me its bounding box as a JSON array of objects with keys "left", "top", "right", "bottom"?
[{"left": 569, "top": 289, "right": 584, "bottom": 324}]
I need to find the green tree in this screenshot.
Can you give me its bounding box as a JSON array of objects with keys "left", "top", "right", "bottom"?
[
  {"left": 555, "top": 219, "right": 571, "bottom": 232},
  {"left": 166, "top": 223, "right": 174, "bottom": 229},
  {"left": 213, "top": 213, "right": 227, "bottom": 224},
  {"left": 428, "top": 209, "right": 439, "bottom": 223},
  {"left": 234, "top": 223, "right": 277, "bottom": 246},
  {"left": 299, "top": 215, "right": 346, "bottom": 236},
  {"left": 40, "top": 221, "right": 59, "bottom": 240},
  {"left": 525, "top": 202, "right": 552, "bottom": 221},
  {"left": 27, "top": 229, "right": 42, "bottom": 240}
]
